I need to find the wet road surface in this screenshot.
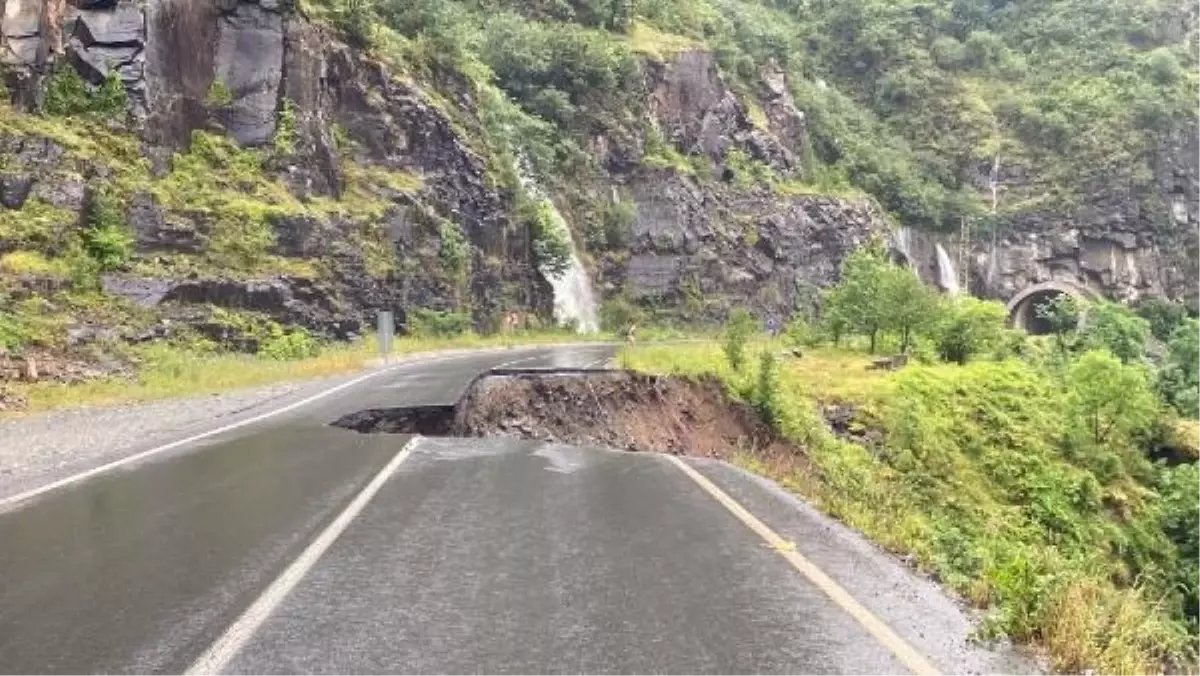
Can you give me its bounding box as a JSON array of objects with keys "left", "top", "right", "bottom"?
[{"left": 0, "top": 344, "right": 1036, "bottom": 674}]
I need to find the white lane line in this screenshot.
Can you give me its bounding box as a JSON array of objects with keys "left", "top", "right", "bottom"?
[
  {"left": 494, "top": 354, "right": 545, "bottom": 368},
  {"left": 186, "top": 436, "right": 424, "bottom": 675},
  {"left": 662, "top": 454, "right": 941, "bottom": 676},
  {"left": 0, "top": 348, "right": 547, "bottom": 511},
  {"left": 582, "top": 356, "right": 610, "bottom": 369}
]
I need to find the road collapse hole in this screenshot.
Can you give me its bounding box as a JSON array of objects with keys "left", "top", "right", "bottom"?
[
  {"left": 329, "top": 369, "right": 810, "bottom": 464},
  {"left": 330, "top": 405, "right": 456, "bottom": 435}
]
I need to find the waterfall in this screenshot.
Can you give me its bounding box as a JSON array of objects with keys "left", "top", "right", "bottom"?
[
  {"left": 891, "top": 226, "right": 920, "bottom": 280},
  {"left": 514, "top": 158, "right": 600, "bottom": 333},
  {"left": 934, "top": 242, "right": 961, "bottom": 295}
]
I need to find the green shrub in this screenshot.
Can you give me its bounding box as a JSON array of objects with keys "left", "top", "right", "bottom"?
[
  {"left": 438, "top": 220, "right": 470, "bottom": 280},
  {"left": 332, "top": 0, "right": 377, "bottom": 47},
  {"left": 600, "top": 295, "right": 643, "bottom": 332},
  {"left": 258, "top": 327, "right": 321, "bottom": 360},
  {"left": 783, "top": 315, "right": 817, "bottom": 347},
  {"left": 722, "top": 308, "right": 756, "bottom": 371},
  {"left": 206, "top": 78, "right": 234, "bottom": 108},
  {"left": 407, "top": 308, "right": 471, "bottom": 337},
  {"left": 724, "top": 148, "right": 774, "bottom": 189},
  {"left": 1066, "top": 349, "right": 1157, "bottom": 448},
  {"left": 1136, "top": 297, "right": 1189, "bottom": 343},
  {"left": 44, "top": 68, "right": 125, "bottom": 118},
  {"left": 753, "top": 349, "right": 782, "bottom": 424},
  {"left": 1158, "top": 463, "right": 1199, "bottom": 631},
  {"left": 83, "top": 192, "right": 133, "bottom": 271},
  {"left": 527, "top": 199, "right": 572, "bottom": 278},
  {"left": 0, "top": 311, "right": 27, "bottom": 350},
  {"left": 478, "top": 14, "right": 638, "bottom": 129},
  {"left": 935, "top": 297, "right": 1008, "bottom": 364},
  {"left": 930, "top": 35, "right": 966, "bottom": 70},
  {"left": 1035, "top": 294, "right": 1081, "bottom": 357},
  {"left": 1145, "top": 47, "right": 1183, "bottom": 86},
  {"left": 599, "top": 198, "right": 636, "bottom": 250},
  {"left": 1157, "top": 318, "right": 1200, "bottom": 418},
  {"left": 1078, "top": 301, "right": 1150, "bottom": 364},
  {"left": 273, "top": 98, "right": 298, "bottom": 155}
]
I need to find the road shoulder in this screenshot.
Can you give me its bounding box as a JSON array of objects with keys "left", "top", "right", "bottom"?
[{"left": 683, "top": 456, "right": 1046, "bottom": 675}]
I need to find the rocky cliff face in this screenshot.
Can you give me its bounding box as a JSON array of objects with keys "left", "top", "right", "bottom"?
[
  {"left": 609, "top": 172, "right": 882, "bottom": 321},
  {"left": 593, "top": 48, "right": 885, "bottom": 322},
  {"left": 0, "top": 0, "right": 549, "bottom": 345},
  {"left": 0, "top": 0, "right": 1194, "bottom": 359},
  {"left": 890, "top": 126, "right": 1200, "bottom": 311}
]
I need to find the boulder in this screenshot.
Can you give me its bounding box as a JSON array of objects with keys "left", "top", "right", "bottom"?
[{"left": 0, "top": 174, "right": 34, "bottom": 209}]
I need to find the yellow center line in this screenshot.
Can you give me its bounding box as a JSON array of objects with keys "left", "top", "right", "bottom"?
[{"left": 663, "top": 454, "right": 942, "bottom": 676}]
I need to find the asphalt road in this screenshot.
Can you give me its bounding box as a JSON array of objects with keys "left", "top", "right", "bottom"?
[{"left": 0, "top": 344, "right": 1037, "bottom": 675}]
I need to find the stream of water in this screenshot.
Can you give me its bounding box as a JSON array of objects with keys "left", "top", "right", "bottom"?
[
  {"left": 934, "top": 242, "right": 961, "bottom": 295},
  {"left": 514, "top": 160, "right": 600, "bottom": 333}
]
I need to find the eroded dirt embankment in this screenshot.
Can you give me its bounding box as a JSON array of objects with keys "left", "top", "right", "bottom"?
[{"left": 330, "top": 370, "right": 806, "bottom": 463}]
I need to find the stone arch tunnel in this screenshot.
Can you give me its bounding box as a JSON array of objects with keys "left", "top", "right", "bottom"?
[{"left": 1005, "top": 281, "right": 1101, "bottom": 334}]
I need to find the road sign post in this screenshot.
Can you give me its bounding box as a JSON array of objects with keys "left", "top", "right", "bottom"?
[{"left": 377, "top": 311, "right": 394, "bottom": 364}]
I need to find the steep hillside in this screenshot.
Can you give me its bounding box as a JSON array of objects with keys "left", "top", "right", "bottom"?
[
  {"left": 0, "top": 0, "right": 1195, "bottom": 367},
  {"left": 323, "top": 0, "right": 1199, "bottom": 310}
]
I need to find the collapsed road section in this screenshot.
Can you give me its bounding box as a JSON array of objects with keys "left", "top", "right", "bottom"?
[{"left": 330, "top": 368, "right": 806, "bottom": 462}]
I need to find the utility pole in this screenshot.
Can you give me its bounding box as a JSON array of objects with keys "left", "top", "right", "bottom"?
[{"left": 959, "top": 215, "right": 970, "bottom": 296}]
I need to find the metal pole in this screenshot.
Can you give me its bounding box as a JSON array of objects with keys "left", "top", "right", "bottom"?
[{"left": 377, "top": 311, "right": 394, "bottom": 365}]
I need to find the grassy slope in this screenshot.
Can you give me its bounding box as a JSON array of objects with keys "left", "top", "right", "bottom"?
[
  {"left": 3, "top": 332, "right": 610, "bottom": 416},
  {"left": 620, "top": 342, "right": 1196, "bottom": 674}
]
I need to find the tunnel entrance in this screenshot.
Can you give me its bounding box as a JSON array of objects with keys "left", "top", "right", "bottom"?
[
  {"left": 1013, "top": 290, "right": 1066, "bottom": 335},
  {"left": 1006, "top": 281, "right": 1096, "bottom": 335}
]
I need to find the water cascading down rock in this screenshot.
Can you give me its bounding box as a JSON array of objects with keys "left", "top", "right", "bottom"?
[
  {"left": 934, "top": 242, "right": 961, "bottom": 295},
  {"left": 515, "top": 159, "right": 600, "bottom": 333}
]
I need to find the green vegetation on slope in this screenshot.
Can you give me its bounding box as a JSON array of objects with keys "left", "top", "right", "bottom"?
[
  {"left": 620, "top": 243, "right": 1199, "bottom": 673},
  {"left": 320, "top": 0, "right": 1196, "bottom": 230},
  {"left": 622, "top": 341, "right": 1197, "bottom": 673}
]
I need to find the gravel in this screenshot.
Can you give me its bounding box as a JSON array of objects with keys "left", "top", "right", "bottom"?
[{"left": 0, "top": 373, "right": 359, "bottom": 502}]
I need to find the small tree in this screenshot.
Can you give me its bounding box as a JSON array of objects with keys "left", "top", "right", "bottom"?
[
  {"left": 753, "top": 349, "right": 782, "bottom": 424},
  {"left": 826, "top": 245, "right": 889, "bottom": 352},
  {"left": 1168, "top": 318, "right": 1199, "bottom": 383},
  {"left": 820, "top": 287, "right": 850, "bottom": 347},
  {"left": 1035, "top": 294, "right": 1081, "bottom": 358},
  {"left": 1158, "top": 463, "right": 1199, "bottom": 629},
  {"left": 83, "top": 191, "right": 133, "bottom": 271},
  {"left": 332, "top": 0, "right": 377, "bottom": 47},
  {"left": 1066, "top": 349, "right": 1157, "bottom": 446},
  {"left": 879, "top": 266, "right": 942, "bottom": 354},
  {"left": 1158, "top": 318, "right": 1200, "bottom": 417},
  {"left": 935, "top": 297, "right": 1008, "bottom": 364},
  {"left": 1136, "top": 297, "right": 1188, "bottom": 343},
  {"left": 723, "top": 308, "right": 757, "bottom": 372},
  {"left": 783, "top": 315, "right": 816, "bottom": 347},
  {"left": 1077, "top": 301, "right": 1150, "bottom": 364}
]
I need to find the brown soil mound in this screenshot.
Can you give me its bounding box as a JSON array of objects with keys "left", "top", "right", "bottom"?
[
  {"left": 331, "top": 369, "right": 809, "bottom": 467},
  {"left": 457, "top": 371, "right": 776, "bottom": 458}
]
